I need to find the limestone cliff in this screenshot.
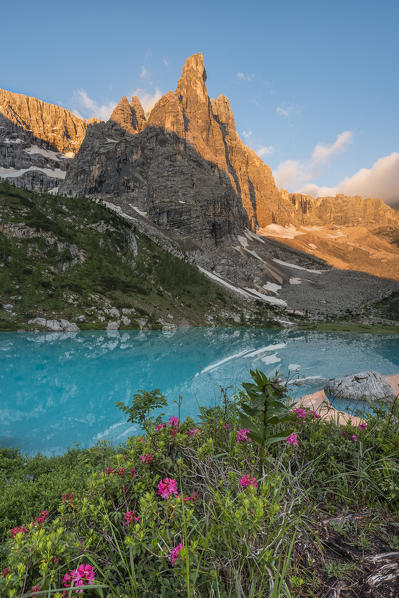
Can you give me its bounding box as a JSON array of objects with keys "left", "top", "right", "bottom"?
[
  {"left": 148, "top": 54, "right": 294, "bottom": 227},
  {"left": 110, "top": 95, "right": 146, "bottom": 134},
  {"left": 289, "top": 192, "right": 399, "bottom": 227},
  {"left": 0, "top": 88, "right": 86, "bottom": 154}
]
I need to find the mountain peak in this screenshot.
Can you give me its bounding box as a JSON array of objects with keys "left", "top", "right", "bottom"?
[{"left": 110, "top": 95, "right": 145, "bottom": 134}]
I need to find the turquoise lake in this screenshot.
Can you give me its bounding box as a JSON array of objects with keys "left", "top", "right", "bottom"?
[{"left": 0, "top": 328, "right": 398, "bottom": 455}]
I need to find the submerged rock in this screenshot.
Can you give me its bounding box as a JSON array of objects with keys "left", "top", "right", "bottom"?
[{"left": 324, "top": 370, "right": 395, "bottom": 403}]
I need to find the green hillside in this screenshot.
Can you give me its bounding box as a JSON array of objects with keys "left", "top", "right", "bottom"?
[{"left": 0, "top": 182, "right": 268, "bottom": 331}]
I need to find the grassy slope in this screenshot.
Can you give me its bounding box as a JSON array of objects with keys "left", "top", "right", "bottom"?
[{"left": 0, "top": 182, "right": 275, "bottom": 331}]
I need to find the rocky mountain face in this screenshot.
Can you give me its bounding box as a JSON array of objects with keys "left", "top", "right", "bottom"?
[
  {"left": 287, "top": 191, "right": 399, "bottom": 227},
  {"left": 0, "top": 88, "right": 86, "bottom": 191}
]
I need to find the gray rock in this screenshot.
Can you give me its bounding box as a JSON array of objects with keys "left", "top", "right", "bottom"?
[
  {"left": 27, "top": 317, "right": 79, "bottom": 332},
  {"left": 324, "top": 370, "right": 395, "bottom": 403},
  {"left": 76, "top": 315, "right": 86, "bottom": 322},
  {"left": 121, "top": 316, "right": 131, "bottom": 326},
  {"left": 59, "top": 319, "right": 80, "bottom": 332},
  {"left": 106, "top": 321, "right": 120, "bottom": 330}
]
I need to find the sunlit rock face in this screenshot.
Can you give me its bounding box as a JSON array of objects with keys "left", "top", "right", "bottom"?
[
  {"left": 148, "top": 54, "right": 294, "bottom": 228},
  {"left": 110, "top": 96, "right": 146, "bottom": 134},
  {"left": 0, "top": 88, "right": 86, "bottom": 154},
  {"left": 289, "top": 193, "right": 399, "bottom": 227},
  {"left": 0, "top": 88, "right": 87, "bottom": 191}
]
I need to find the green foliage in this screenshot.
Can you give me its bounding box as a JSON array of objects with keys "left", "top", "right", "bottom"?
[
  {"left": 0, "top": 374, "right": 398, "bottom": 597},
  {"left": 116, "top": 389, "right": 168, "bottom": 431},
  {"left": 239, "top": 370, "right": 293, "bottom": 478}
]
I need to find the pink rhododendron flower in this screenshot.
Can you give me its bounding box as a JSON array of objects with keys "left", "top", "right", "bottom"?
[
  {"left": 293, "top": 408, "right": 306, "bottom": 419},
  {"left": 351, "top": 434, "right": 358, "bottom": 442},
  {"left": 54, "top": 557, "right": 59, "bottom": 563},
  {"left": 188, "top": 428, "right": 201, "bottom": 437},
  {"left": 32, "top": 584, "right": 40, "bottom": 596},
  {"left": 123, "top": 510, "right": 140, "bottom": 525},
  {"left": 140, "top": 437, "right": 146, "bottom": 443},
  {"left": 359, "top": 422, "right": 367, "bottom": 430},
  {"left": 63, "top": 563, "right": 95, "bottom": 592},
  {"left": 117, "top": 467, "right": 126, "bottom": 477},
  {"left": 35, "top": 510, "right": 49, "bottom": 525},
  {"left": 169, "top": 416, "right": 179, "bottom": 428},
  {"left": 9, "top": 525, "right": 29, "bottom": 538},
  {"left": 3, "top": 568, "right": 10, "bottom": 578},
  {"left": 170, "top": 543, "right": 183, "bottom": 566},
  {"left": 285, "top": 433, "right": 298, "bottom": 446},
  {"left": 140, "top": 453, "right": 153, "bottom": 464},
  {"left": 129, "top": 468, "right": 136, "bottom": 478},
  {"left": 309, "top": 410, "right": 320, "bottom": 419},
  {"left": 105, "top": 467, "right": 114, "bottom": 475},
  {"left": 237, "top": 428, "right": 251, "bottom": 444},
  {"left": 158, "top": 477, "right": 178, "bottom": 499},
  {"left": 155, "top": 423, "right": 167, "bottom": 431},
  {"left": 240, "top": 474, "right": 257, "bottom": 488}
]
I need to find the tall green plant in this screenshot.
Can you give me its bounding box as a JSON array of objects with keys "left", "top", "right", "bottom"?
[
  {"left": 116, "top": 389, "right": 167, "bottom": 432},
  {"left": 239, "top": 370, "right": 293, "bottom": 480}
]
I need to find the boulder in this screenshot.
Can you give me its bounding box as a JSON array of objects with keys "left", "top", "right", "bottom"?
[{"left": 324, "top": 371, "right": 395, "bottom": 403}]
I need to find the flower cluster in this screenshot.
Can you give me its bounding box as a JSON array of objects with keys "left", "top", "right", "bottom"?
[
  {"left": 35, "top": 510, "right": 49, "bottom": 525},
  {"left": 188, "top": 428, "right": 201, "bottom": 437},
  {"left": 169, "top": 416, "right": 179, "bottom": 428},
  {"left": 63, "top": 564, "right": 95, "bottom": 592},
  {"left": 240, "top": 475, "right": 257, "bottom": 488},
  {"left": 359, "top": 422, "right": 367, "bottom": 430},
  {"left": 155, "top": 423, "right": 167, "bottom": 431},
  {"left": 236, "top": 428, "right": 251, "bottom": 444},
  {"left": 170, "top": 543, "right": 183, "bottom": 566},
  {"left": 285, "top": 433, "right": 298, "bottom": 446},
  {"left": 140, "top": 453, "right": 153, "bottom": 464},
  {"left": 158, "top": 477, "right": 178, "bottom": 499},
  {"left": 292, "top": 407, "right": 320, "bottom": 420},
  {"left": 9, "top": 525, "right": 29, "bottom": 538},
  {"left": 123, "top": 510, "right": 140, "bottom": 525}
]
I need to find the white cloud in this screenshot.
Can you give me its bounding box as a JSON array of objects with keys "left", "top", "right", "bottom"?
[
  {"left": 300, "top": 152, "right": 399, "bottom": 208},
  {"left": 311, "top": 131, "right": 353, "bottom": 165},
  {"left": 73, "top": 90, "right": 116, "bottom": 121},
  {"left": 242, "top": 130, "right": 253, "bottom": 139},
  {"left": 131, "top": 87, "right": 163, "bottom": 116},
  {"left": 256, "top": 145, "right": 274, "bottom": 158},
  {"left": 162, "top": 56, "right": 169, "bottom": 66},
  {"left": 276, "top": 105, "right": 293, "bottom": 118},
  {"left": 237, "top": 72, "right": 254, "bottom": 81},
  {"left": 275, "top": 131, "right": 353, "bottom": 190},
  {"left": 140, "top": 66, "right": 148, "bottom": 79}
]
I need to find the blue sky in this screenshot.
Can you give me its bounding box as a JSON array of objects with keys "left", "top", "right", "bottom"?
[{"left": 2, "top": 0, "right": 398, "bottom": 204}]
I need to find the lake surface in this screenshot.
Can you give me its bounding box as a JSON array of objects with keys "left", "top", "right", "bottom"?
[{"left": 0, "top": 328, "right": 398, "bottom": 455}]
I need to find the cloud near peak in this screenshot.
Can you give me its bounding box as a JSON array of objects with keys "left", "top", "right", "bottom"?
[
  {"left": 300, "top": 152, "right": 399, "bottom": 208},
  {"left": 73, "top": 90, "right": 116, "bottom": 121}
]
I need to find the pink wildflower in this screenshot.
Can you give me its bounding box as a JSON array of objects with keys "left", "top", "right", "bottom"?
[
  {"left": 63, "top": 563, "right": 95, "bottom": 592},
  {"left": 105, "top": 467, "right": 115, "bottom": 475},
  {"left": 140, "top": 437, "right": 146, "bottom": 443},
  {"left": 140, "top": 453, "right": 153, "bottom": 464},
  {"left": 293, "top": 408, "right": 306, "bottom": 419},
  {"left": 158, "top": 477, "right": 178, "bottom": 499},
  {"left": 351, "top": 434, "right": 358, "bottom": 442},
  {"left": 117, "top": 467, "right": 126, "bottom": 477},
  {"left": 9, "top": 525, "right": 29, "bottom": 538},
  {"left": 309, "top": 409, "right": 320, "bottom": 419},
  {"left": 285, "top": 433, "right": 298, "bottom": 446},
  {"left": 188, "top": 428, "right": 201, "bottom": 437},
  {"left": 35, "top": 510, "right": 49, "bottom": 525},
  {"left": 240, "top": 474, "right": 257, "bottom": 488},
  {"left": 359, "top": 422, "right": 367, "bottom": 431},
  {"left": 54, "top": 557, "right": 60, "bottom": 563},
  {"left": 155, "top": 423, "right": 167, "bottom": 431},
  {"left": 129, "top": 468, "right": 136, "bottom": 478},
  {"left": 170, "top": 543, "right": 183, "bottom": 566},
  {"left": 32, "top": 584, "right": 40, "bottom": 596},
  {"left": 3, "top": 568, "right": 10, "bottom": 577},
  {"left": 123, "top": 510, "right": 140, "bottom": 525},
  {"left": 169, "top": 416, "right": 179, "bottom": 428},
  {"left": 237, "top": 428, "right": 251, "bottom": 444}
]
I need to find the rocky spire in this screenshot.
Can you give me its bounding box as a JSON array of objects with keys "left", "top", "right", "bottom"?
[
  {"left": 109, "top": 96, "right": 145, "bottom": 135},
  {"left": 130, "top": 96, "right": 146, "bottom": 131}
]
